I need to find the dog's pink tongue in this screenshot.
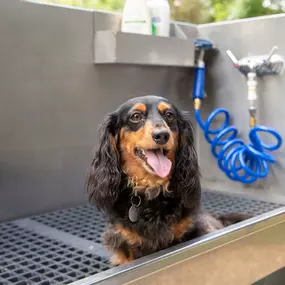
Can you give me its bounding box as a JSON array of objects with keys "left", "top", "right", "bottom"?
[{"left": 145, "top": 150, "right": 172, "bottom": 178}]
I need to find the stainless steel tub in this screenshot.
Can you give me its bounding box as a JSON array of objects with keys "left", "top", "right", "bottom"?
[{"left": 1, "top": 190, "right": 285, "bottom": 285}]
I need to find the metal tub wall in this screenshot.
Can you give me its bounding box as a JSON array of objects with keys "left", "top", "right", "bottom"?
[
  {"left": 1, "top": 1, "right": 285, "bottom": 285},
  {"left": 197, "top": 16, "right": 285, "bottom": 203},
  {"left": 0, "top": 0, "right": 195, "bottom": 222}
]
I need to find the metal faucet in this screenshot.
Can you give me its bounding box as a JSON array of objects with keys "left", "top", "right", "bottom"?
[
  {"left": 226, "top": 46, "right": 284, "bottom": 77},
  {"left": 226, "top": 46, "right": 284, "bottom": 127}
]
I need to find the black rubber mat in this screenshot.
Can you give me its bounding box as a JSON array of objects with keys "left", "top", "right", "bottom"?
[
  {"left": 201, "top": 190, "right": 282, "bottom": 216},
  {"left": 31, "top": 190, "right": 284, "bottom": 242},
  {"left": 0, "top": 223, "right": 110, "bottom": 285},
  {"left": 31, "top": 205, "right": 106, "bottom": 243},
  {"left": 0, "top": 190, "right": 284, "bottom": 285}
]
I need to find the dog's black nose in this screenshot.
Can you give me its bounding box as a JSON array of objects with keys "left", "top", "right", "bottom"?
[{"left": 152, "top": 130, "right": 170, "bottom": 145}]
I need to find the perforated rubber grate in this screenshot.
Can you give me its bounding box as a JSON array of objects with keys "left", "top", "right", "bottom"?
[
  {"left": 201, "top": 190, "right": 283, "bottom": 216},
  {"left": 31, "top": 190, "right": 284, "bottom": 242},
  {"left": 0, "top": 190, "right": 284, "bottom": 285},
  {"left": 0, "top": 223, "right": 109, "bottom": 285},
  {"left": 31, "top": 205, "right": 106, "bottom": 243}
]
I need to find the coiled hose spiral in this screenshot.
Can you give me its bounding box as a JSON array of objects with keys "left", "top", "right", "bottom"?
[{"left": 193, "top": 66, "right": 282, "bottom": 184}]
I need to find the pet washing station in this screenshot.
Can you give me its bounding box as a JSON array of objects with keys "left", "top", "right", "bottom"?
[{"left": 1, "top": 0, "right": 285, "bottom": 284}]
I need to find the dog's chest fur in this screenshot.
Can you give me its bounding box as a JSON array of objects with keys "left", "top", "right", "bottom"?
[{"left": 106, "top": 187, "right": 196, "bottom": 252}]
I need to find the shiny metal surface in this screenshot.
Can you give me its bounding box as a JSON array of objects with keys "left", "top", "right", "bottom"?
[{"left": 69, "top": 206, "right": 285, "bottom": 285}]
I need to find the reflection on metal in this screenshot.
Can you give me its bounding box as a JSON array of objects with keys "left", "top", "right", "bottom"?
[{"left": 70, "top": 206, "right": 285, "bottom": 285}]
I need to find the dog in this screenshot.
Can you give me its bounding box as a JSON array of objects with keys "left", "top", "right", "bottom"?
[{"left": 86, "top": 95, "right": 250, "bottom": 266}]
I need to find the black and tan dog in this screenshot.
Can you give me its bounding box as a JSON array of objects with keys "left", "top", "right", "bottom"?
[{"left": 86, "top": 95, "right": 249, "bottom": 265}]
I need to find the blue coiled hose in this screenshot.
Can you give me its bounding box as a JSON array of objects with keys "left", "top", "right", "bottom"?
[{"left": 193, "top": 65, "right": 282, "bottom": 184}]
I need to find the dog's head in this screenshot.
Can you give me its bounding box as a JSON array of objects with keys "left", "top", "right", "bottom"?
[{"left": 86, "top": 95, "right": 200, "bottom": 211}]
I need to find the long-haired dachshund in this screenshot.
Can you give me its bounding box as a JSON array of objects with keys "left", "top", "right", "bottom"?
[{"left": 86, "top": 95, "right": 250, "bottom": 266}]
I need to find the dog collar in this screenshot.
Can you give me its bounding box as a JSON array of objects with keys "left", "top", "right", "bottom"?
[{"left": 128, "top": 185, "right": 166, "bottom": 222}]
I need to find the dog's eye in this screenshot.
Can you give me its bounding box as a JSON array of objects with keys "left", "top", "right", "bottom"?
[
  {"left": 165, "top": 111, "right": 174, "bottom": 122},
  {"left": 130, "top": 112, "right": 143, "bottom": 123}
]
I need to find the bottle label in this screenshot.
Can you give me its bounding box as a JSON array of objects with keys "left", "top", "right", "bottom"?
[
  {"left": 151, "top": 17, "right": 161, "bottom": 35},
  {"left": 152, "top": 16, "right": 161, "bottom": 23},
  {"left": 152, "top": 22, "right": 156, "bottom": 35},
  {"left": 124, "top": 20, "right": 147, "bottom": 23},
  {"left": 122, "top": 20, "right": 149, "bottom": 34}
]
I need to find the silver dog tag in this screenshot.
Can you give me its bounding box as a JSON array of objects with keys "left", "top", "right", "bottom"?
[
  {"left": 129, "top": 195, "right": 142, "bottom": 223},
  {"left": 128, "top": 205, "right": 140, "bottom": 223}
]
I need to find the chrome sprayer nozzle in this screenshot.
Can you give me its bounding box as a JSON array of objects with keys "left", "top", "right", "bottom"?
[
  {"left": 226, "top": 46, "right": 284, "bottom": 77},
  {"left": 226, "top": 46, "right": 284, "bottom": 128}
]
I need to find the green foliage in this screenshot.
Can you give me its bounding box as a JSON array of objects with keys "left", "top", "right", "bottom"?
[
  {"left": 43, "top": 0, "right": 96, "bottom": 9},
  {"left": 209, "top": 0, "right": 236, "bottom": 22},
  {"left": 231, "top": 0, "right": 283, "bottom": 19},
  {"left": 41, "top": 0, "right": 124, "bottom": 11},
  {"left": 169, "top": 0, "right": 211, "bottom": 24},
  {"left": 39, "top": 0, "right": 285, "bottom": 23},
  {"left": 95, "top": 0, "right": 124, "bottom": 12}
]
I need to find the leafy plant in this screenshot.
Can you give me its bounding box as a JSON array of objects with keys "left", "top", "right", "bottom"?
[{"left": 38, "top": 0, "right": 285, "bottom": 23}]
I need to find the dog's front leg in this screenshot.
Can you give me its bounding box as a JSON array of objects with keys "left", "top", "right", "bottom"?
[{"left": 103, "top": 226, "right": 135, "bottom": 266}]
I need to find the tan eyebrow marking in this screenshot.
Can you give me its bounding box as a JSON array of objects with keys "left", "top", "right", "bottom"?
[
  {"left": 133, "top": 103, "right": 147, "bottom": 112},
  {"left": 158, "top": 102, "right": 171, "bottom": 113}
]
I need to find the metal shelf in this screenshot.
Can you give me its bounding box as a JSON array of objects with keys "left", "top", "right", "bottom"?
[{"left": 94, "top": 30, "right": 196, "bottom": 67}]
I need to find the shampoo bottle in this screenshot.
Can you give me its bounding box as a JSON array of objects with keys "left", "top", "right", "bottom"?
[
  {"left": 147, "top": 0, "right": 171, "bottom": 37},
  {"left": 121, "top": 0, "right": 152, "bottom": 35}
]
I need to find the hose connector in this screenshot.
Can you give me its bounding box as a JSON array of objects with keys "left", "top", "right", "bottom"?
[
  {"left": 194, "top": 98, "right": 202, "bottom": 110},
  {"left": 247, "top": 72, "right": 258, "bottom": 128},
  {"left": 193, "top": 52, "right": 206, "bottom": 101},
  {"left": 250, "top": 115, "right": 257, "bottom": 128},
  {"left": 193, "top": 38, "right": 214, "bottom": 101}
]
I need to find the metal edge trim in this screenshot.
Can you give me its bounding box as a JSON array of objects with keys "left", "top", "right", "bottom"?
[{"left": 69, "top": 206, "right": 285, "bottom": 285}]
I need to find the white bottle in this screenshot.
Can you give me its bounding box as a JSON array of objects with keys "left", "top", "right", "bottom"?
[
  {"left": 121, "top": 0, "right": 152, "bottom": 35},
  {"left": 147, "top": 0, "right": 170, "bottom": 37}
]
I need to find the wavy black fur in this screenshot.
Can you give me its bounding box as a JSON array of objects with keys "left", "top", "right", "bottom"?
[{"left": 86, "top": 113, "right": 121, "bottom": 212}]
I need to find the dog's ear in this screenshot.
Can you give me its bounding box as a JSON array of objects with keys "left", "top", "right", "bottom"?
[
  {"left": 171, "top": 110, "right": 201, "bottom": 208},
  {"left": 86, "top": 113, "right": 121, "bottom": 212}
]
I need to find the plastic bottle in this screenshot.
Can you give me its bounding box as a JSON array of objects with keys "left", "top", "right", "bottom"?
[
  {"left": 147, "top": 0, "right": 170, "bottom": 37},
  {"left": 121, "top": 0, "right": 152, "bottom": 35}
]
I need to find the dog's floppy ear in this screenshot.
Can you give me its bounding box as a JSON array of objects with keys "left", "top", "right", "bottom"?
[
  {"left": 172, "top": 110, "right": 201, "bottom": 208},
  {"left": 86, "top": 112, "right": 121, "bottom": 212}
]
